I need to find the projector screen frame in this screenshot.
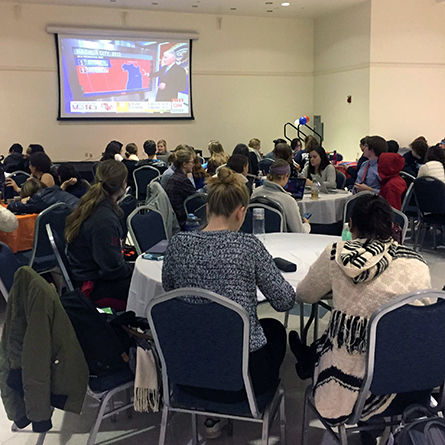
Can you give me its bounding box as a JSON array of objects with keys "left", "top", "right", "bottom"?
[{"left": 52, "top": 27, "right": 196, "bottom": 121}]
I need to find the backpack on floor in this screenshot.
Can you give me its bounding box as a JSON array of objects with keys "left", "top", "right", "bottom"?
[{"left": 387, "top": 405, "right": 445, "bottom": 445}]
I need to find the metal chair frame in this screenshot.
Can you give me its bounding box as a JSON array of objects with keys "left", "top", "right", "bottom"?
[
  {"left": 147, "top": 288, "right": 286, "bottom": 445},
  {"left": 392, "top": 207, "right": 408, "bottom": 244},
  {"left": 342, "top": 191, "right": 375, "bottom": 225},
  {"left": 133, "top": 166, "right": 160, "bottom": 202},
  {"left": 302, "top": 289, "right": 445, "bottom": 445}
]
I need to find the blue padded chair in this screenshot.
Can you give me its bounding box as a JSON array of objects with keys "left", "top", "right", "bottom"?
[
  {"left": 342, "top": 191, "right": 375, "bottom": 225},
  {"left": 413, "top": 176, "right": 445, "bottom": 250},
  {"left": 0, "top": 241, "right": 21, "bottom": 301},
  {"left": 147, "top": 288, "right": 286, "bottom": 445},
  {"left": 18, "top": 203, "right": 72, "bottom": 273},
  {"left": 392, "top": 207, "right": 408, "bottom": 244},
  {"left": 184, "top": 193, "right": 207, "bottom": 226},
  {"left": 133, "top": 166, "right": 160, "bottom": 202},
  {"left": 127, "top": 205, "right": 168, "bottom": 255},
  {"left": 122, "top": 159, "right": 138, "bottom": 194},
  {"left": 336, "top": 170, "right": 346, "bottom": 189},
  {"left": 302, "top": 289, "right": 445, "bottom": 445},
  {"left": 118, "top": 193, "right": 137, "bottom": 241},
  {"left": 258, "top": 158, "right": 274, "bottom": 175},
  {"left": 240, "top": 198, "right": 285, "bottom": 234}
]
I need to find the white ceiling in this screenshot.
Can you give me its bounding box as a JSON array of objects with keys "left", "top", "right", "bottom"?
[{"left": 2, "top": 0, "right": 369, "bottom": 19}]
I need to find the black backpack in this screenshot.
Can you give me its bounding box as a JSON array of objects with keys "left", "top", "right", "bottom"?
[
  {"left": 388, "top": 405, "right": 445, "bottom": 445},
  {"left": 60, "top": 289, "right": 134, "bottom": 392}
]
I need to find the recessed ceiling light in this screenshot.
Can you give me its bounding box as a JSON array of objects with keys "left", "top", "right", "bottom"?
[
  {"left": 267, "top": 10, "right": 273, "bottom": 12},
  {"left": 192, "top": 4, "right": 198, "bottom": 7},
  {"left": 230, "top": 7, "right": 236, "bottom": 10},
  {"left": 281, "top": 2, "right": 290, "bottom": 6},
  {"left": 265, "top": 1, "right": 273, "bottom": 4},
  {"left": 152, "top": 2, "right": 158, "bottom": 4}
]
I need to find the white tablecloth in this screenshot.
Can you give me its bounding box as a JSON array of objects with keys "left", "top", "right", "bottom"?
[
  {"left": 126, "top": 232, "right": 341, "bottom": 317},
  {"left": 297, "top": 192, "right": 351, "bottom": 224}
]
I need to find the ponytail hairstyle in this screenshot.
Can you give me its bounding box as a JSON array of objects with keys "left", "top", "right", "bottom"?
[
  {"left": 125, "top": 142, "right": 138, "bottom": 158},
  {"left": 65, "top": 160, "right": 127, "bottom": 243},
  {"left": 167, "top": 144, "right": 191, "bottom": 165},
  {"left": 207, "top": 167, "right": 249, "bottom": 218},
  {"left": 349, "top": 194, "right": 394, "bottom": 241},
  {"left": 173, "top": 147, "right": 195, "bottom": 170}
]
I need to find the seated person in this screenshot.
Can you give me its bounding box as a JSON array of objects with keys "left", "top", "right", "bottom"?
[
  {"left": 0, "top": 205, "right": 18, "bottom": 232},
  {"left": 206, "top": 140, "right": 229, "bottom": 176},
  {"left": 403, "top": 136, "right": 428, "bottom": 177},
  {"left": 124, "top": 142, "right": 139, "bottom": 161},
  {"left": 161, "top": 144, "right": 196, "bottom": 189},
  {"left": 136, "top": 139, "right": 168, "bottom": 172},
  {"left": 156, "top": 139, "right": 170, "bottom": 164},
  {"left": 65, "top": 160, "right": 133, "bottom": 311},
  {"left": 248, "top": 138, "right": 262, "bottom": 174},
  {"left": 162, "top": 167, "right": 295, "bottom": 407},
  {"left": 252, "top": 159, "right": 310, "bottom": 233},
  {"left": 387, "top": 139, "right": 399, "bottom": 153},
  {"left": 346, "top": 137, "right": 369, "bottom": 188},
  {"left": 354, "top": 135, "right": 388, "bottom": 194},
  {"left": 165, "top": 148, "right": 197, "bottom": 228},
  {"left": 22, "top": 143, "right": 44, "bottom": 173},
  {"left": 226, "top": 154, "right": 251, "bottom": 195},
  {"left": 295, "top": 135, "right": 319, "bottom": 170},
  {"left": 378, "top": 152, "right": 407, "bottom": 210},
  {"left": 274, "top": 142, "right": 299, "bottom": 179},
  {"left": 418, "top": 145, "right": 445, "bottom": 183},
  {"left": 4, "top": 143, "right": 25, "bottom": 173},
  {"left": 289, "top": 194, "right": 431, "bottom": 438},
  {"left": 58, "top": 163, "right": 90, "bottom": 198},
  {"left": 100, "top": 140, "right": 123, "bottom": 162},
  {"left": 301, "top": 145, "right": 336, "bottom": 189},
  {"left": 7, "top": 178, "right": 79, "bottom": 214},
  {"left": 192, "top": 154, "right": 208, "bottom": 191},
  {"left": 264, "top": 138, "right": 287, "bottom": 160}
]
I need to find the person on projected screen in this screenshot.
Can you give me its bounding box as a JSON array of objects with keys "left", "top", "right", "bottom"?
[{"left": 149, "top": 50, "right": 187, "bottom": 102}]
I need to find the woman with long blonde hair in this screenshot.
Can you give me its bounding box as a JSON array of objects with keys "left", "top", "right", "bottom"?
[
  {"left": 65, "top": 160, "right": 132, "bottom": 311},
  {"left": 206, "top": 140, "right": 229, "bottom": 176}
]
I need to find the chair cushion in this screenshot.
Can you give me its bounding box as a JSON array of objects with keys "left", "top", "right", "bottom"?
[{"left": 171, "top": 380, "right": 279, "bottom": 417}]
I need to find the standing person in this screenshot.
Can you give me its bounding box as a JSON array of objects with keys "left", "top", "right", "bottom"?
[
  {"left": 301, "top": 145, "right": 337, "bottom": 189},
  {"left": 65, "top": 160, "right": 132, "bottom": 312},
  {"left": 354, "top": 136, "right": 388, "bottom": 194},
  {"left": 165, "top": 148, "right": 197, "bottom": 228},
  {"left": 4, "top": 143, "right": 25, "bottom": 172},
  {"left": 289, "top": 194, "right": 431, "bottom": 440},
  {"left": 149, "top": 50, "right": 187, "bottom": 102},
  {"left": 403, "top": 136, "right": 428, "bottom": 177},
  {"left": 162, "top": 167, "right": 295, "bottom": 437},
  {"left": 252, "top": 159, "right": 310, "bottom": 233}
]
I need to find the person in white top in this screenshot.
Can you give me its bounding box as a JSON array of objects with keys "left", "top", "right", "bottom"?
[
  {"left": 252, "top": 159, "right": 310, "bottom": 233},
  {"left": 301, "top": 145, "right": 337, "bottom": 189},
  {"left": 417, "top": 145, "right": 445, "bottom": 183},
  {"left": 0, "top": 205, "right": 18, "bottom": 232}
]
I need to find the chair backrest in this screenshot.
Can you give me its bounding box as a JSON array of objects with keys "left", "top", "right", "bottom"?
[
  {"left": 241, "top": 197, "right": 285, "bottom": 234},
  {"left": 127, "top": 205, "right": 168, "bottom": 254},
  {"left": 400, "top": 171, "right": 416, "bottom": 189},
  {"left": 29, "top": 203, "right": 72, "bottom": 270},
  {"left": 147, "top": 288, "right": 261, "bottom": 418},
  {"left": 392, "top": 207, "right": 408, "bottom": 244},
  {"left": 350, "top": 290, "right": 445, "bottom": 424},
  {"left": 122, "top": 159, "right": 138, "bottom": 192},
  {"left": 413, "top": 176, "right": 445, "bottom": 215},
  {"left": 258, "top": 158, "right": 274, "bottom": 175},
  {"left": 118, "top": 193, "right": 137, "bottom": 240},
  {"left": 10, "top": 170, "right": 30, "bottom": 187},
  {"left": 0, "top": 241, "right": 21, "bottom": 301},
  {"left": 133, "top": 166, "right": 161, "bottom": 202},
  {"left": 184, "top": 193, "right": 208, "bottom": 225},
  {"left": 342, "top": 191, "right": 375, "bottom": 225},
  {"left": 401, "top": 182, "right": 417, "bottom": 217},
  {"left": 45, "top": 223, "right": 74, "bottom": 292},
  {"left": 336, "top": 170, "right": 346, "bottom": 189}
]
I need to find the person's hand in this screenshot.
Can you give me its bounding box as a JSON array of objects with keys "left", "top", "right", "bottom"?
[
  {"left": 159, "top": 82, "right": 166, "bottom": 90},
  {"left": 5, "top": 178, "right": 20, "bottom": 192},
  {"left": 354, "top": 183, "right": 373, "bottom": 192},
  {"left": 61, "top": 177, "right": 77, "bottom": 190},
  {"left": 305, "top": 179, "right": 313, "bottom": 187},
  {"left": 21, "top": 197, "right": 30, "bottom": 203},
  {"left": 302, "top": 217, "right": 310, "bottom": 225}
]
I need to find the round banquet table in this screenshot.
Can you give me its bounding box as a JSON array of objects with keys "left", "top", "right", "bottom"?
[
  {"left": 0, "top": 204, "right": 37, "bottom": 253},
  {"left": 296, "top": 192, "right": 351, "bottom": 225},
  {"left": 126, "top": 232, "right": 341, "bottom": 318}
]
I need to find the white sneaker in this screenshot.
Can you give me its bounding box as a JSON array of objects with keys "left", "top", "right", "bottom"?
[{"left": 204, "top": 417, "right": 228, "bottom": 439}]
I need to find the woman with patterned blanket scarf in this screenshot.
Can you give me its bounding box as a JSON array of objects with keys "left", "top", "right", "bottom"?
[{"left": 289, "top": 194, "right": 432, "bottom": 432}]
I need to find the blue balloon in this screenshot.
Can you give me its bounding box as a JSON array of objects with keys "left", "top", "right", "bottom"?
[{"left": 299, "top": 116, "right": 308, "bottom": 125}]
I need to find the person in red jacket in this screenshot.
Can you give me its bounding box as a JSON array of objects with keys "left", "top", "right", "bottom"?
[{"left": 378, "top": 152, "right": 407, "bottom": 210}]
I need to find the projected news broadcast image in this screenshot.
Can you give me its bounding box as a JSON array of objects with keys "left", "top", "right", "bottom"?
[{"left": 58, "top": 36, "right": 192, "bottom": 119}]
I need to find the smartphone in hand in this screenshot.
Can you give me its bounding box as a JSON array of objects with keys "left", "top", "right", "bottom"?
[{"left": 302, "top": 212, "right": 312, "bottom": 219}]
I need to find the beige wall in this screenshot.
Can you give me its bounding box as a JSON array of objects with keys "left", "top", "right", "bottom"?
[
  {"left": 369, "top": 0, "right": 445, "bottom": 147},
  {"left": 0, "top": 3, "right": 313, "bottom": 161},
  {"left": 313, "top": 2, "right": 371, "bottom": 161}
]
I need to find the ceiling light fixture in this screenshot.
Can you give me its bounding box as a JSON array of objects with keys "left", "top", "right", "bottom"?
[
  {"left": 230, "top": 7, "right": 236, "bottom": 10},
  {"left": 281, "top": 2, "right": 290, "bottom": 6},
  {"left": 265, "top": 1, "right": 273, "bottom": 4},
  {"left": 267, "top": 10, "right": 273, "bottom": 12},
  {"left": 192, "top": 4, "right": 198, "bottom": 7}
]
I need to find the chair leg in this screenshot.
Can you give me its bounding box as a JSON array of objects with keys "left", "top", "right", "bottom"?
[
  {"left": 313, "top": 304, "right": 319, "bottom": 342},
  {"left": 261, "top": 418, "right": 270, "bottom": 445},
  {"left": 158, "top": 406, "right": 169, "bottom": 445},
  {"left": 191, "top": 413, "right": 198, "bottom": 445},
  {"left": 126, "top": 388, "right": 133, "bottom": 418},
  {"left": 283, "top": 311, "right": 289, "bottom": 329},
  {"left": 299, "top": 302, "right": 305, "bottom": 336},
  {"left": 36, "top": 433, "right": 47, "bottom": 445},
  {"left": 87, "top": 392, "right": 114, "bottom": 445},
  {"left": 279, "top": 390, "right": 286, "bottom": 445},
  {"left": 419, "top": 225, "right": 427, "bottom": 251},
  {"left": 338, "top": 424, "right": 348, "bottom": 445},
  {"left": 301, "top": 386, "right": 311, "bottom": 445}
]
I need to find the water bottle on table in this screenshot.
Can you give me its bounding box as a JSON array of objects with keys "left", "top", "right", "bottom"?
[{"left": 252, "top": 208, "right": 265, "bottom": 243}]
